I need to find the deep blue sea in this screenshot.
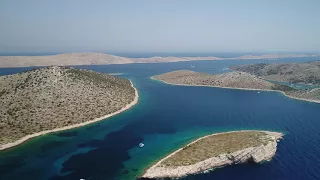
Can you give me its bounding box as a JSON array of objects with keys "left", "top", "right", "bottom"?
[{"left": 1, "top": 57, "right": 320, "bottom": 180}]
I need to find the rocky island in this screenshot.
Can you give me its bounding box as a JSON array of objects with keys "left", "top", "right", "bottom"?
[
  {"left": 152, "top": 70, "right": 320, "bottom": 103},
  {"left": 0, "top": 66, "right": 138, "bottom": 150},
  {"left": 231, "top": 61, "right": 320, "bottom": 103},
  {"left": 231, "top": 61, "right": 320, "bottom": 85},
  {"left": 142, "top": 130, "right": 283, "bottom": 179},
  {"left": 152, "top": 70, "right": 283, "bottom": 90}
]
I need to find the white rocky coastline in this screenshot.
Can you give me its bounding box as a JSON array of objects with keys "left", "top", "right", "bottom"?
[{"left": 142, "top": 131, "right": 283, "bottom": 179}]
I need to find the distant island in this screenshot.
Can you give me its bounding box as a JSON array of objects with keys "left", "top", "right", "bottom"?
[
  {"left": 151, "top": 69, "right": 320, "bottom": 103},
  {"left": 0, "top": 66, "right": 138, "bottom": 151},
  {"left": 142, "top": 130, "right": 283, "bottom": 179},
  {"left": 230, "top": 61, "right": 320, "bottom": 103},
  {"left": 0, "top": 52, "right": 319, "bottom": 67},
  {"left": 231, "top": 61, "right": 320, "bottom": 85}
]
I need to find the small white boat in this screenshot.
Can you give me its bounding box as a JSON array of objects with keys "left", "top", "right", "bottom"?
[
  {"left": 277, "top": 139, "right": 280, "bottom": 142},
  {"left": 139, "top": 143, "right": 144, "bottom": 148},
  {"left": 258, "top": 91, "right": 261, "bottom": 94},
  {"left": 191, "top": 65, "right": 195, "bottom": 68}
]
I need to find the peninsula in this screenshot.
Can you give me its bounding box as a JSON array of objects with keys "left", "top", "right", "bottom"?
[
  {"left": 151, "top": 70, "right": 320, "bottom": 103},
  {"left": 0, "top": 66, "right": 138, "bottom": 151},
  {"left": 142, "top": 130, "right": 283, "bottom": 179},
  {"left": 0, "top": 52, "right": 318, "bottom": 68}
]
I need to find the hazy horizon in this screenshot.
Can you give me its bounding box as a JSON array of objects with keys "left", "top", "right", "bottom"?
[
  {"left": 1, "top": 0, "right": 320, "bottom": 53},
  {"left": 1, "top": 51, "right": 320, "bottom": 59}
]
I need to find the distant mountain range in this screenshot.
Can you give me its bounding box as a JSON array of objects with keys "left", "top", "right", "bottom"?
[{"left": 0, "top": 52, "right": 319, "bottom": 68}]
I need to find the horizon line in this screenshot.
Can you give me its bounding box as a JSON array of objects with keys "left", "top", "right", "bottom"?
[{"left": 1, "top": 51, "right": 320, "bottom": 57}]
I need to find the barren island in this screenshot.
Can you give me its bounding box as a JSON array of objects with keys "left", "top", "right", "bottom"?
[
  {"left": 142, "top": 130, "right": 283, "bottom": 179},
  {"left": 0, "top": 66, "right": 138, "bottom": 150},
  {"left": 152, "top": 69, "right": 320, "bottom": 103}
]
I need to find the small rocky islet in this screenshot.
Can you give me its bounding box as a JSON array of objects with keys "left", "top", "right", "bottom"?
[
  {"left": 142, "top": 130, "right": 283, "bottom": 179},
  {"left": 0, "top": 66, "right": 137, "bottom": 149}
]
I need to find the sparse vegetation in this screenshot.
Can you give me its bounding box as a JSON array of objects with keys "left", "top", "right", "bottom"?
[
  {"left": 153, "top": 70, "right": 320, "bottom": 103},
  {"left": 0, "top": 66, "right": 136, "bottom": 145},
  {"left": 0, "top": 90, "right": 6, "bottom": 97},
  {"left": 152, "top": 70, "right": 277, "bottom": 90},
  {"left": 271, "top": 84, "right": 294, "bottom": 91},
  {"left": 231, "top": 62, "right": 320, "bottom": 102},
  {"left": 285, "top": 88, "right": 320, "bottom": 101},
  {"left": 161, "top": 131, "right": 271, "bottom": 167},
  {"left": 231, "top": 61, "right": 320, "bottom": 85}
]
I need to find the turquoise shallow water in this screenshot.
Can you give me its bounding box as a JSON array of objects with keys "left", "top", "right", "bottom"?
[
  {"left": 1, "top": 57, "right": 320, "bottom": 180},
  {"left": 266, "top": 79, "right": 320, "bottom": 90}
]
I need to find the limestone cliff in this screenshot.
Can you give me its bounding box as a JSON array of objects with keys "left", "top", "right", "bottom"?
[{"left": 142, "top": 131, "right": 283, "bottom": 179}]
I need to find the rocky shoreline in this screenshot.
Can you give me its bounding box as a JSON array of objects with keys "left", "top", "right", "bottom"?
[
  {"left": 142, "top": 130, "right": 283, "bottom": 179},
  {"left": 151, "top": 70, "right": 320, "bottom": 104},
  {"left": 0, "top": 80, "right": 138, "bottom": 151},
  {"left": 0, "top": 66, "right": 139, "bottom": 150}
]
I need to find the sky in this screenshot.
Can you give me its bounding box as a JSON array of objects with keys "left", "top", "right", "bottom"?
[{"left": 1, "top": 0, "right": 320, "bottom": 54}]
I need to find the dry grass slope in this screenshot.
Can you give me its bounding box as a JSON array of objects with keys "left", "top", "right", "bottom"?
[
  {"left": 231, "top": 61, "right": 320, "bottom": 85},
  {"left": 230, "top": 62, "right": 320, "bottom": 102},
  {"left": 285, "top": 88, "right": 320, "bottom": 100},
  {"left": 142, "top": 130, "right": 283, "bottom": 179},
  {"left": 152, "top": 70, "right": 280, "bottom": 90},
  {"left": 161, "top": 131, "right": 270, "bottom": 167},
  {"left": 0, "top": 66, "right": 135, "bottom": 145},
  {"left": 152, "top": 70, "right": 320, "bottom": 103}
]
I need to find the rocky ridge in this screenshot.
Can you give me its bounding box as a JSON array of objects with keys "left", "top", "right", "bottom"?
[{"left": 231, "top": 61, "right": 320, "bottom": 85}]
